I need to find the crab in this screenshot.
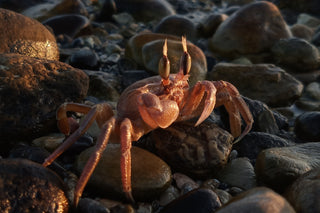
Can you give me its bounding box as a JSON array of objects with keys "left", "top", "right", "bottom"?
[{"left": 42, "top": 37, "right": 253, "bottom": 206}]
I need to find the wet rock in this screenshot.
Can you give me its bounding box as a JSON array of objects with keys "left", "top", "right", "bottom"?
[
  {"left": 42, "top": 14, "right": 90, "bottom": 38},
  {"left": 234, "top": 132, "right": 293, "bottom": 162},
  {"left": 154, "top": 15, "right": 197, "bottom": 41},
  {"left": 209, "top": 1, "right": 291, "bottom": 60},
  {"left": 0, "top": 158, "right": 68, "bottom": 212},
  {"left": 115, "top": 0, "right": 175, "bottom": 22},
  {"left": 208, "top": 63, "right": 303, "bottom": 107},
  {"left": 141, "top": 38, "right": 207, "bottom": 86},
  {"left": 285, "top": 168, "right": 320, "bottom": 213},
  {"left": 21, "top": 0, "right": 88, "bottom": 22},
  {"left": 84, "top": 70, "right": 120, "bottom": 102},
  {"left": 161, "top": 188, "right": 221, "bottom": 213},
  {"left": 290, "top": 24, "right": 314, "bottom": 42},
  {"left": 271, "top": 38, "right": 320, "bottom": 72},
  {"left": 151, "top": 120, "right": 233, "bottom": 179},
  {"left": 294, "top": 111, "right": 320, "bottom": 142},
  {"left": 255, "top": 142, "right": 320, "bottom": 192},
  {"left": 198, "top": 13, "right": 228, "bottom": 38},
  {"left": 75, "top": 144, "right": 171, "bottom": 201},
  {"left": 217, "top": 157, "right": 256, "bottom": 190},
  {"left": 215, "top": 187, "right": 295, "bottom": 213},
  {"left": 69, "top": 48, "right": 99, "bottom": 70},
  {"left": 0, "top": 8, "right": 59, "bottom": 60},
  {"left": 0, "top": 53, "right": 89, "bottom": 143}
]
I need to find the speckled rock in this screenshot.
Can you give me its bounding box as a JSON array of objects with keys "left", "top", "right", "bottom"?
[
  {"left": 209, "top": 63, "right": 303, "bottom": 107},
  {"left": 215, "top": 187, "right": 295, "bottom": 213},
  {"left": 0, "top": 158, "right": 69, "bottom": 212},
  {"left": 115, "top": 0, "right": 175, "bottom": 22},
  {"left": 271, "top": 38, "right": 320, "bottom": 71},
  {"left": 294, "top": 111, "right": 320, "bottom": 142},
  {"left": 154, "top": 15, "right": 197, "bottom": 41},
  {"left": 285, "top": 168, "right": 320, "bottom": 213},
  {"left": 0, "top": 53, "right": 89, "bottom": 143},
  {"left": 209, "top": 1, "right": 291, "bottom": 60},
  {"left": 255, "top": 142, "right": 320, "bottom": 193},
  {"left": 75, "top": 144, "right": 172, "bottom": 201},
  {"left": 151, "top": 120, "right": 234, "bottom": 179},
  {"left": 0, "top": 8, "right": 59, "bottom": 60}
]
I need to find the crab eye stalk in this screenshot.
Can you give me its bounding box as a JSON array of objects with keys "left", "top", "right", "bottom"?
[
  {"left": 159, "top": 39, "right": 170, "bottom": 85},
  {"left": 180, "top": 36, "right": 191, "bottom": 75}
]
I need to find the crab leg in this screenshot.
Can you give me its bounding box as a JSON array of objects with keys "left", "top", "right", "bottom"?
[
  {"left": 119, "top": 118, "right": 135, "bottom": 203},
  {"left": 179, "top": 80, "right": 217, "bottom": 126},
  {"left": 213, "top": 81, "right": 253, "bottom": 143}
]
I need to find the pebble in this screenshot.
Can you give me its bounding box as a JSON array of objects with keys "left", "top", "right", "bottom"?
[
  {"left": 215, "top": 187, "right": 295, "bottom": 213},
  {"left": 0, "top": 158, "right": 69, "bottom": 212},
  {"left": 296, "top": 13, "right": 320, "bottom": 28},
  {"left": 255, "top": 142, "right": 320, "bottom": 192},
  {"left": 271, "top": 37, "right": 320, "bottom": 72},
  {"left": 69, "top": 48, "right": 100, "bottom": 69},
  {"left": 285, "top": 168, "right": 320, "bottom": 213},
  {"left": 209, "top": 63, "right": 303, "bottom": 107},
  {"left": 0, "top": 8, "right": 59, "bottom": 60},
  {"left": 290, "top": 24, "right": 314, "bottom": 41},
  {"left": 160, "top": 188, "right": 221, "bottom": 213},
  {"left": 151, "top": 120, "right": 233, "bottom": 179},
  {"left": 198, "top": 13, "right": 228, "bottom": 38},
  {"left": 0, "top": 53, "right": 89, "bottom": 143},
  {"left": 75, "top": 144, "right": 172, "bottom": 201},
  {"left": 294, "top": 111, "right": 320, "bottom": 141},
  {"left": 209, "top": 1, "right": 291, "bottom": 60}
]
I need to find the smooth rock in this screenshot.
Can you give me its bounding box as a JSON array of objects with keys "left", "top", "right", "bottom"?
[
  {"left": 271, "top": 38, "right": 320, "bottom": 72},
  {"left": 199, "top": 13, "right": 228, "bottom": 38},
  {"left": 217, "top": 157, "right": 256, "bottom": 190},
  {"left": 161, "top": 188, "right": 221, "bottom": 213},
  {"left": 0, "top": 8, "right": 59, "bottom": 60},
  {"left": 42, "top": 14, "right": 89, "bottom": 38},
  {"left": 209, "top": 1, "right": 291, "bottom": 60},
  {"left": 209, "top": 63, "right": 303, "bottom": 107},
  {"left": 297, "top": 13, "right": 320, "bottom": 28},
  {"left": 305, "top": 82, "right": 320, "bottom": 100},
  {"left": 69, "top": 48, "right": 99, "bottom": 70},
  {"left": 141, "top": 38, "right": 207, "bottom": 86},
  {"left": 75, "top": 144, "right": 172, "bottom": 201},
  {"left": 290, "top": 24, "right": 314, "bottom": 42},
  {"left": 0, "top": 53, "right": 89, "bottom": 143},
  {"left": 115, "top": 0, "right": 175, "bottom": 22},
  {"left": 154, "top": 15, "right": 197, "bottom": 41},
  {"left": 0, "top": 158, "right": 68, "bottom": 212},
  {"left": 151, "top": 120, "right": 233, "bottom": 179},
  {"left": 294, "top": 111, "right": 320, "bottom": 141},
  {"left": 215, "top": 187, "right": 295, "bottom": 213},
  {"left": 285, "top": 168, "right": 320, "bottom": 213},
  {"left": 255, "top": 142, "right": 320, "bottom": 192}
]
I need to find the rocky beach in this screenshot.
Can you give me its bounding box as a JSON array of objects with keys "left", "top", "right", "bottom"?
[{"left": 0, "top": 0, "right": 320, "bottom": 212}]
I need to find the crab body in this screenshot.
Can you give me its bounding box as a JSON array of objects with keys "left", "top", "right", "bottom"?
[{"left": 43, "top": 37, "right": 253, "bottom": 206}]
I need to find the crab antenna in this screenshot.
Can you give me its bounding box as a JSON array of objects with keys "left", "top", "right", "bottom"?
[
  {"left": 159, "top": 39, "right": 170, "bottom": 86},
  {"left": 180, "top": 36, "right": 191, "bottom": 75}
]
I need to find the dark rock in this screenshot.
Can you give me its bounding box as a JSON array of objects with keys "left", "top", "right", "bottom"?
[
  {"left": 77, "top": 198, "right": 110, "bottom": 213},
  {"left": 0, "top": 158, "right": 69, "bottom": 212},
  {"left": 161, "top": 188, "right": 221, "bottom": 213},
  {"left": 69, "top": 48, "right": 99, "bottom": 70},
  {"left": 294, "top": 111, "right": 320, "bottom": 142},
  {"left": 198, "top": 13, "right": 228, "bottom": 38},
  {"left": 151, "top": 120, "right": 233, "bottom": 179},
  {"left": 290, "top": 24, "right": 314, "bottom": 42},
  {"left": 0, "top": 8, "right": 59, "bottom": 60},
  {"left": 215, "top": 187, "right": 295, "bottom": 213},
  {"left": 0, "top": 53, "right": 89, "bottom": 144}
]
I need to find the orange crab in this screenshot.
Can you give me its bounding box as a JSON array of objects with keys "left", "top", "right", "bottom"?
[{"left": 42, "top": 37, "right": 253, "bottom": 206}]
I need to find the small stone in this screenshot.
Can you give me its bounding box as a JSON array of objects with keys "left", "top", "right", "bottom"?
[
  {"left": 290, "top": 24, "right": 314, "bottom": 42},
  {"left": 0, "top": 8, "right": 59, "bottom": 60},
  {"left": 271, "top": 37, "right": 320, "bottom": 72},
  {"left": 0, "top": 158, "right": 69, "bottom": 212},
  {"left": 199, "top": 13, "right": 228, "bottom": 38},
  {"left": 215, "top": 187, "right": 295, "bottom": 213},
  {"left": 217, "top": 157, "right": 256, "bottom": 190},
  {"left": 77, "top": 198, "right": 110, "bottom": 213},
  {"left": 75, "top": 144, "right": 172, "bottom": 201},
  {"left": 285, "top": 168, "right": 320, "bottom": 213},
  {"left": 209, "top": 1, "right": 291, "bottom": 60},
  {"left": 161, "top": 188, "right": 221, "bottom": 213},
  {"left": 151, "top": 120, "right": 233, "bottom": 179},
  {"left": 294, "top": 111, "right": 320, "bottom": 141},
  {"left": 305, "top": 82, "right": 320, "bottom": 100},
  {"left": 209, "top": 63, "right": 303, "bottom": 107},
  {"left": 69, "top": 48, "right": 99, "bottom": 70},
  {"left": 255, "top": 142, "right": 320, "bottom": 192},
  {"left": 172, "top": 173, "right": 199, "bottom": 193},
  {"left": 297, "top": 13, "right": 320, "bottom": 28}
]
